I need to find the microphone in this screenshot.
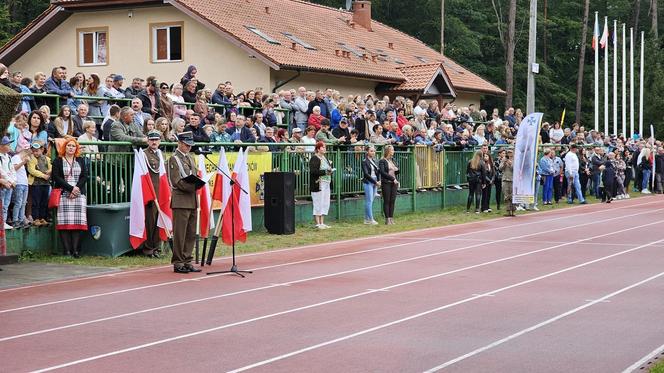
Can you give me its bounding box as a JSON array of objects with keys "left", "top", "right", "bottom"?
[{"left": 193, "top": 147, "right": 213, "bottom": 155}]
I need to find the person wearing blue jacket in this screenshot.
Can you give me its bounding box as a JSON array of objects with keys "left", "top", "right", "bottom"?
[
  {"left": 538, "top": 148, "right": 555, "bottom": 205},
  {"left": 45, "top": 67, "right": 73, "bottom": 99}
]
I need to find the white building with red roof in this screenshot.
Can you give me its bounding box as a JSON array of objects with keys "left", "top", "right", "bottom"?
[{"left": 0, "top": 0, "right": 504, "bottom": 106}]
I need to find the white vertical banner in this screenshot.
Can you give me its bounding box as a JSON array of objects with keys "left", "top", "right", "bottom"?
[
  {"left": 613, "top": 20, "right": 618, "bottom": 136},
  {"left": 630, "top": 27, "right": 635, "bottom": 137},
  {"left": 512, "top": 112, "right": 544, "bottom": 205},
  {"left": 622, "top": 24, "right": 627, "bottom": 137},
  {"left": 639, "top": 31, "right": 644, "bottom": 137}
]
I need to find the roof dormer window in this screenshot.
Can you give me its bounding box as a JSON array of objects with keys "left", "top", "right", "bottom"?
[
  {"left": 246, "top": 26, "right": 280, "bottom": 45},
  {"left": 283, "top": 33, "right": 316, "bottom": 50}
]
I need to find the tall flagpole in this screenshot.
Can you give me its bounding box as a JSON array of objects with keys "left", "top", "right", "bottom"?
[
  {"left": 622, "top": 24, "right": 626, "bottom": 137},
  {"left": 594, "top": 12, "right": 599, "bottom": 132},
  {"left": 630, "top": 27, "right": 634, "bottom": 137},
  {"left": 603, "top": 17, "right": 609, "bottom": 135},
  {"left": 639, "top": 31, "right": 644, "bottom": 137},
  {"left": 613, "top": 20, "right": 618, "bottom": 136}
]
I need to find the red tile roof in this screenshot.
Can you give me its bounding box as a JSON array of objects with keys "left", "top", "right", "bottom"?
[
  {"left": 173, "top": 0, "right": 505, "bottom": 95},
  {"left": 390, "top": 63, "right": 444, "bottom": 92}
]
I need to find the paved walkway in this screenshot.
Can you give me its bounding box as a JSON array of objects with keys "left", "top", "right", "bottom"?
[{"left": 0, "top": 263, "right": 119, "bottom": 289}]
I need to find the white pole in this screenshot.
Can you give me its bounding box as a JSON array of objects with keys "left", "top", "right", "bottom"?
[
  {"left": 630, "top": 27, "right": 634, "bottom": 137},
  {"left": 639, "top": 31, "right": 644, "bottom": 137},
  {"left": 526, "top": 0, "right": 537, "bottom": 114},
  {"left": 613, "top": 20, "right": 618, "bottom": 136},
  {"left": 622, "top": 24, "right": 626, "bottom": 137},
  {"left": 604, "top": 17, "right": 609, "bottom": 136},
  {"left": 594, "top": 12, "right": 599, "bottom": 132}
]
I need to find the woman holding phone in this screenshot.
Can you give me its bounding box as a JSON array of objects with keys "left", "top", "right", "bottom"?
[{"left": 309, "top": 141, "right": 334, "bottom": 229}]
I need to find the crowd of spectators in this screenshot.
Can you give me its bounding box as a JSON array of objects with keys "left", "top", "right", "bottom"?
[{"left": 0, "top": 62, "right": 662, "bottom": 230}]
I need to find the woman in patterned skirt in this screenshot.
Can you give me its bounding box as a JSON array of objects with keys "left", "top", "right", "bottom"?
[{"left": 52, "top": 138, "right": 88, "bottom": 257}]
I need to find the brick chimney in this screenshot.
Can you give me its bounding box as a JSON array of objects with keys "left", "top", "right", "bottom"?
[{"left": 352, "top": 0, "right": 372, "bottom": 31}]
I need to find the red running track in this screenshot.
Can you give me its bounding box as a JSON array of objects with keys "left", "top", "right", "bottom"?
[{"left": 1, "top": 197, "right": 664, "bottom": 372}]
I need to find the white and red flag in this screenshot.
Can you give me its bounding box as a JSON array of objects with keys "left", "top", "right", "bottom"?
[
  {"left": 211, "top": 147, "right": 232, "bottom": 213},
  {"left": 129, "top": 149, "right": 157, "bottom": 249},
  {"left": 197, "top": 154, "right": 215, "bottom": 238},
  {"left": 599, "top": 20, "right": 609, "bottom": 49},
  {"left": 156, "top": 150, "right": 172, "bottom": 240},
  {"left": 221, "top": 148, "right": 252, "bottom": 245}
]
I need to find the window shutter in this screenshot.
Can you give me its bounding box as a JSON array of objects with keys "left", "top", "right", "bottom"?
[
  {"left": 83, "top": 33, "right": 93, "bottom": 64},
  {"left": 156, "top": 28, "right": 168, "bottom": 60},
  {"left": 169, "top": 26, "right": 182, "bottom": 60},
  {"left": 97, "top": 32, "right": 107, "bottom": 63}
]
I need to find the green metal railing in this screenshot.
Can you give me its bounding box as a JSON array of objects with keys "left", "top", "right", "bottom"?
[{"left": 72, "top": 142, "right": 450, "bottom": 205}]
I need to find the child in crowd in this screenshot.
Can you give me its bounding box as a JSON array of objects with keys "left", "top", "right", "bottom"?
[
  {"left": 10, "top": 149, "right": 30, "bottom": 228},
  {"left": 27, "top": 141, "right": 51, "bottom": 227}
]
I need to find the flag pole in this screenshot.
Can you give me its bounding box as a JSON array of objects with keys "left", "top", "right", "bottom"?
[
  {"left": 594, "top": 12, "right": 599, "bottom": 132},
  {"left": 613, "top": 20, "right": 618, "bottom": 136},
  {"left": 604, "top": 16, "right": 609, "bottom": 136},
  {"left": 630, "top": 27, "right": 635, "bottom": 137},
  {"left": 622, "top": 24, "right": 627, "bottom": 137},
  {"left": 639, "top": 31, "right": 644, "bottom": 137}
]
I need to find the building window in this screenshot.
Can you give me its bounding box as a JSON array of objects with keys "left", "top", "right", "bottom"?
[
  {"left": 78, "top": 28, "right": 108, "bottom": 66},
  {"left": 151, "top": 23, "right": 183, "bottom": 62}
]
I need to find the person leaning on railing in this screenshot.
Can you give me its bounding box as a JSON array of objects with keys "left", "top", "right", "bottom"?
[{"left": 108, "top": 107, "right": 147, "bottom": 152}]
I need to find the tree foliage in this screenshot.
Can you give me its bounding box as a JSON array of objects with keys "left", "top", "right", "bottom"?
[{"left": 311, "top": 0, "right": 664, "bottom": 134}]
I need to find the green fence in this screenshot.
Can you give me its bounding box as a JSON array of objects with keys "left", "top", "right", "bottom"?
[{"left": 74, "top": 142, "right": 471, "bottom": 206}]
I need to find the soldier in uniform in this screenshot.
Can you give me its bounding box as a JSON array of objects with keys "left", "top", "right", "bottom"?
[
  {"left": 167, "top": 131, "right": 202, "bottom": 273},
  {"left": 500, "top": 149, "right": 515, "bottom": 216},
  {"left": 143, "top": 130, "right": 164, "bottom": 258}
]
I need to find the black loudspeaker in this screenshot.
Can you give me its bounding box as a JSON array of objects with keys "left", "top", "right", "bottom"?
[{"left": 264, "top": 172, "right": 295, "bottom": 235}]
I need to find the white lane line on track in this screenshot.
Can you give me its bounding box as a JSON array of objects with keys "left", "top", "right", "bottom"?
[
  {"left": 425, "top": 270, "right": 664, "bottom": 372},
  {"left": 1, "top": 200, "right": 655, "bottom": 318},
  {"left": 0, "top": 196, "right": 649, "bottom": 293},
  {"left": 26, "top": 223, "right": 664, "bottom": 373},
  {"left": 3, "top": 199, "right": 655, "bottom": 314},
  {"left": 1, "top": 207, "right": 658, "bottom": 342},
  {"left": 228, "top": 237, "right": 664, "bottom": 373},
  {"left": 622, "top": 342, "right": 664, "bottom": 373}
]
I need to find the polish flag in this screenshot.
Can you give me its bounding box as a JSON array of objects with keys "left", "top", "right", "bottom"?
[
  {"left": 599, "top": 21, "right": 609, "bottom": 49},
  {"left": 156, "top": 150, "right": 172, "bottom": 241},
  {"left": 211, "top": 147, "right": 232, "bottom": 214},
  {"left": 129, "top": 149, "right": 157, "bottom": 249},
  {"left": 592, "top": 17, "right": 599, "bottom": 50},
  {"left": 197, "top": 154, "right": 215, "bottom": 238},
  {"left": 221, "top": 148, "right": 252, "bottom": 245}
]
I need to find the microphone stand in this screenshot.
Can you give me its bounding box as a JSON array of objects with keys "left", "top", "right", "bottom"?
[{"left": 199, "top": 152, "right": 252, "bottom": 277}]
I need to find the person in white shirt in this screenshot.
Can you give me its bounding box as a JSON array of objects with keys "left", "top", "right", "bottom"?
[
  {"left": 563, "top": 144, "right": 586, "bottom": 204},
  {"left": 0, "top": 136, "right": 16, "bottom": 229},
  {"left": 11, "top": 150, "right": 30, "bottom": 228}
]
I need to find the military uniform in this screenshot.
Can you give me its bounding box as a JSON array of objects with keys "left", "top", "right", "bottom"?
[
  {"left": 143, "top": 144, "right": 162, "bottom": 256},
  {"left": 500, "top": 152, "right": 515, "bottom": 216},
  {"left": 168, "top": 132, "right": 200, "bottom": 273}
]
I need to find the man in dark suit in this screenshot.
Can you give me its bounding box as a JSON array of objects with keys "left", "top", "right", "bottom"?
[
  {"left": 72, "top": 104, "right": 92, "bottom": 137},
  {"left": 225, "top": 115, "right": 256, "bottom": 143},
  {"left": 167, "top": 131, "right": 202, "bottom": 274}
]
